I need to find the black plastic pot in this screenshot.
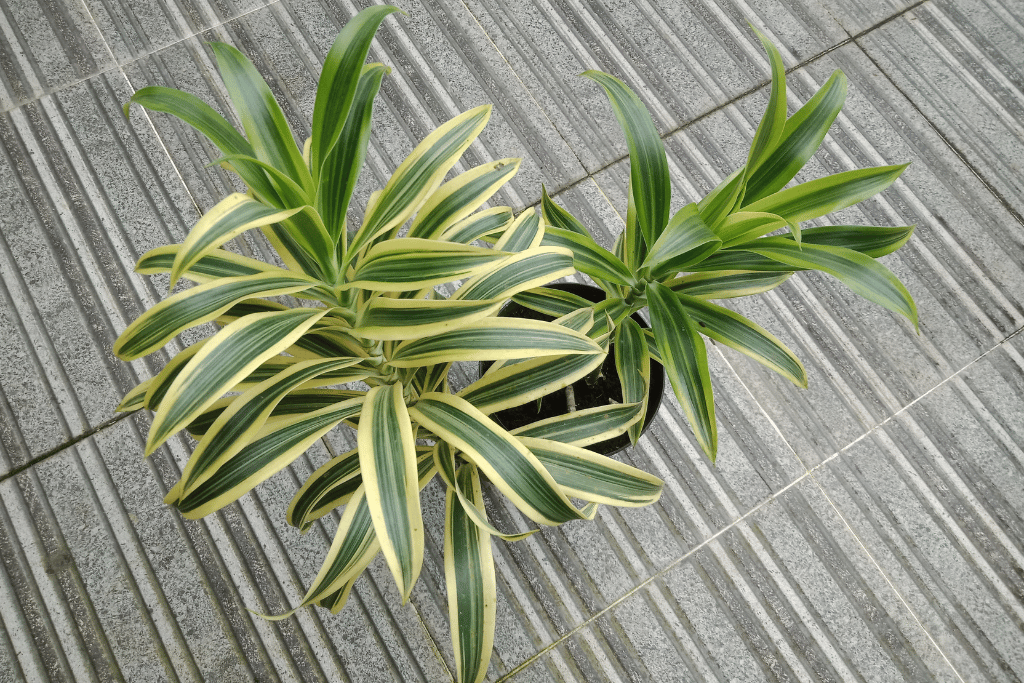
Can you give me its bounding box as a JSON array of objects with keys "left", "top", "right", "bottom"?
[{"left": 480, "top": 283, "right": 665, "bottom": 456}]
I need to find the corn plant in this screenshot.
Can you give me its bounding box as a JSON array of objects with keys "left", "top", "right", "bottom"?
[
  {"left": 113, "top": 8, "right": 663, "bottom": 682},
  {"left": 530, "top": 29, "right": 917, "bottom": 460}
]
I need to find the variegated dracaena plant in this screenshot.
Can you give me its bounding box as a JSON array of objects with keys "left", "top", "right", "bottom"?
[
  {"left": 112, "top": 7, "right": 662, "bottom": 683},
  {"left": 528, "top": 29, "right": 918, "bottom": 461}
]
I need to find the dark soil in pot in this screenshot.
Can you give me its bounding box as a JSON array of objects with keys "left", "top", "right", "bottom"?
[{"left": 480, "top": 283, "right": 664, "bottom": 456}]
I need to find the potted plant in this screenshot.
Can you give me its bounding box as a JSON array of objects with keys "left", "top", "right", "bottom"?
[
  {"left": 525, "top": 29, "right": 917, "bottom": 461},
  {"left": 114, "top": 7, "right": 663, "bottom": 683}
]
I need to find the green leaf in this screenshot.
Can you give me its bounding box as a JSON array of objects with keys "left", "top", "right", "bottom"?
[
  {"left": 509, "top": 402, "right": 644, "bottom": 447},
  {"left": 646, "top": 282, "right": 717, "bottom": 460},
  {"left": 209, "top": 154, "right": 309, "bottom": 208},
  {"left": 288, "top": 448, "right": 361, "bottom": 531},
  {"left": 539, "top": 185, "right": 589, "bottom": 237},
  {"left": 521, "top": 437, "right": 662, "bottom": 506},
  {"left": 359, "top": 383, "right": 422, "bottom": 602},
  {"left": 698, "top": 168, "right": 745, "bottom": 230},
  {"left": 439, "top": 207, "right": 514, "bottom": 244},
  {"left": 790, "top": 224, "right": 915, "bottom": 258},
  {"left": 583, "top": 71, "right": 670, "bottom": 245},
  {"left": 454, "top": 247, "right": 574, "bottom": 302},
  {"left": 716, "top": 211, "right": 788, "bottom": 248},
  {"left": 113, "top": 272, "right": 318, "bottom": 361},
  {"left": 177, "top": 358, "right": 362, "bottom": 496},
  {"left": 210, "top": 42, "right": 312, "bottom": 194},
  {"left": 494, "top": 208, "right": 543, "bottom": 253},
  {"left": 146, "top": 308, "right": 328, "bottom": 454},
  {"left": 116, "top": 378, "right": 152, "bottom": 413},
  {"left": 136, "top": 246, "right": 277, "bottom": 283},
  {"left": 743, "top": 164, "right": 908, "bottom": 224},
  {"left": 318, "top": 63, "right": 389, "bottom": 244},
  {"left": 614, "top": 317, "right": 649, "bottom": 444},
  {"left": 676, "top": 293, "right": 807, "bottom": 387},
  {"left": 458, "top": 338, "right": 608, "bottom": 414},
  {"left": 540, "top": 227, "right": 634, "bottom": 286},
  {"left": 445, "top": 463, "right": 497, "bottom": 683},
  {"left": 348, "top": 106, "right": 492, "bottom": 264},
  {"left": 642, "top": 203, "right": 721, "bottom": 275},
  {"left": 123, "top": 86, "right": 281, "bottom": 205},
  {"left": 169, "top": 193, "right": 302, "bottom": 287},
  {"left": 353, "top": 298, "right": 502, "bottom": 341},
  {"left": 667, "top": 270, "right": 793, "bottom": 299},
  {"left": 746, "top": 27, "right": 788, "bottom": 175},
  {"left": 408, "top": 160, "right": 521, "bottom": 240},
  {"left": 743, "top": 70, "right": 847, "bottom": 205},
  {"left": 737, "top": 238, "right": 918, "bottom": 327},
  {"left": 310, "top": 5, "right": 399, "bottom": 179},
  {"left": 511, "top": 286, "right": 593, "bottom": 318},
  {"left": 389, "top": 318, "right": 603, "bottom": 367},
  {"left": 409, "top": 393, "right": 597, "bottom": 525},
  {"left": 349, "top": 239, "right": 510, "bottom": 292},
  {"left": 171, "top": 395, "right": 364, "bottom": 517}
]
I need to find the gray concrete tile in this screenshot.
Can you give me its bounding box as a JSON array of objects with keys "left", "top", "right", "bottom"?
[
  {"left": 0, "top": 412, "right": 453, "bottom": 682},
  {"left": 582, "top": 41, "right": 1024, "bottom": 467},
  {"left": 814, "top": 335, "right": 1024, "bottom": 682},
  {"left": 506, "top": 479, "right": 960, "bottom": 682},
  {"left": 461, "top": 0, "right": 848, "bottom": 174},
  {"left": 83, "top": 0, "right": 276, "bottom": 64},
  {"left": 119, "top": 0, "right": 586, "bottom": 218},
  {"left": 860, "top": 4, "right": 1024, "bottom": 220},
  {"left": 812, "top": 0, "right": 917, "bottom": 36},
  {"left": 0, "top": 0, "right": 114, "bottom": 111},
  {"left": 0, "top": 69, "right": 203, "bottom": 469}
]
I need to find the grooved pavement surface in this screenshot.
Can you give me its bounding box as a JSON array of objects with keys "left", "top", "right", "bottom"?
[{"left": 0, "top": 0, "right": 1022, "bottom": 681}]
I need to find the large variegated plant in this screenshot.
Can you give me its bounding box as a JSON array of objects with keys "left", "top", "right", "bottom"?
[
  {"left": 530, "top": 29, "right": 917, "bottom": 460},
  {"left": 113, "top": 8, "right": 662, "bottom": 682}
]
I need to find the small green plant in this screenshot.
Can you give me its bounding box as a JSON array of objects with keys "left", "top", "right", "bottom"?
[
  {"left": 530, "top": 29, "right": 917, "bottom": 460},
  {"left": 114, "top": 7, "right": 663, "bottom": 682}
]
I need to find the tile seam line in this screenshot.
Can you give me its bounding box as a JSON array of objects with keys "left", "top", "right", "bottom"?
[
  {"left": 851, "top": 30, "right": 1024, "bottom": 231},
  {"left": 0, "top": 413, "right": 134, "bottom": 485},
  {"left": 497, "top": 323, "right": 1022, "bottom": 681},
  {"left": 535, "top": 0, "right": 929, "bottom": 200}
]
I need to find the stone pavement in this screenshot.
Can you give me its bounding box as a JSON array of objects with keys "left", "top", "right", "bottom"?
[{"left": 0, "top": 0, "right": 1022, "bottom": 680}]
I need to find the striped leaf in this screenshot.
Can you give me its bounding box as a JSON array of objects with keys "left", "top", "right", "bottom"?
[
  {"left": 521, "top": 437, "right": 662, "bottom": 506},
  {"left": 350, "top": 239, "right": 509, "bottom": 292},
  {"left": 746, "top": 28, "right": 788, "bottom": 175},
  {"left": 389, "top": 318, "right": 602, "bottom": 367},
  {"left": 136, "top": 246, "right": 279, "bottom": 284},
  {"left": 263, "top": 223, "right": 326, "bottom": 281},
  {"left": 433, "top": 442, "right": 535, "bottom": 541},
  {"left": 583, "top": 71, "right": 670, "bottom": 245},
  {"left": 642, "top": 203, "right": 720, "bottom": 275},
  {"left": 743, "top": 70, "right": 847, "bottom": 205},
  {"left": 359, "top": 383, "right": 422, "bottom": 602},
  {"left": 177, "top": 358, "right": 362, "bottom": 496},
  {"left": 188, "top": 388, "right": 365, "bottom": 438},
  {"left": 409, "top": 393, "right": 596, "bottom": 525},
  {"left": 353, "top": 298, "right": 502, "bottom": 341},
  {"left": 621, "top": 177, "right": 647, "bottom": 270},
  {"left": 667, "top": 270, "right": 792, "bottom": 299},
  {"left": 647, "top": 282, "right": 717, "bottom": 460},
  {"left": 677, "top": 293, "right": 807, "bottom": 388},
  {"left": 318, "top": 63, "right": 390, "bottom": 244},
  {"left": 493, "top": 208, "right": 543, "bottom": 253},
  {"left": 643, "top": 328, "right": 663, "bottom": 364},
  {"left": 144, "top": 341, "right": 208, "bottom": 411},
  {"left": 209, "top": 154, "right": 309, "bottom": 208},
  {"left": 454, "top": 248, "right": 574, "bottom": 302},
  {"left": 510, "top": 402, "right": 644, "bottom": 447},
  {"left": 458, "top": 338, "right": 608, "bottom": 414},
  {"left": 113, "top": 272, "right": 317, "bottom": 361},
  {"left": 408, "top": 159, "right": 520, "bottom": 239},
  {"left": 276, "top": 207, "right": 337, "bottom": 277},
  {"left": 738, "top": 238, "right": 918, "bottom": 327},
  {"left": 146, "top": 308, "right": 328, "bottom": 454},
  {"left": 348, "top": 106, "right": 491, "bottom": 264},
  {"left": 211, "top": 42, "right": 312, "bottom": 194},
  {"left": 511, "top": 287, "right": 593, "bottom": 318},
  {"left": 539, "top": 185, "right": 589, "bottom": 237},
  {"left": 743, "top": 164, "right": 908, "bottom": 224},
  {"left": 717, "top": 211, "right": 788, "bottom": 248},
  {"left": 445, "top": 464, "right": 497, "bottom": 683},
  {"left": 310, "top": 6, "right": 399, "bottom": 179},
  {"left": 614, "top": 317, "right": 649, "bottom": 444},
  {"left": 792, "top": 224, "right": 915, "bottom": 258},
  {"left": 170, "top": 193, "right": 301, "bottom": 287},
  {"left": 698, "top": 168, "right": 745, "bottom": 231},
  {"left": 288, "top": 448, "right": 361, "bottom": 531},
  {"left": 124, "top": 86, "right": 281, "bottom": 205},
  {"left": 171, "top": 396, "right": 364, "bottom": 517},
  {"left": 540, "top": 227, "right": 634, "bottom": 286},
  {"left": 116, "top": 378, "right": 152, "bottom": 413},
  {"left": 439, "top": 207, "right": 514, "bottom": 244}
]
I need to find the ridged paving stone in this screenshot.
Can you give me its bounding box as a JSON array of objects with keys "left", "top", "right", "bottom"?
[
  {"left": 504, "top": 479, "right": 961, "bottom": 682},
  {"left": 814, "top": 330, "right": 1024, "bottom": 683}
]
